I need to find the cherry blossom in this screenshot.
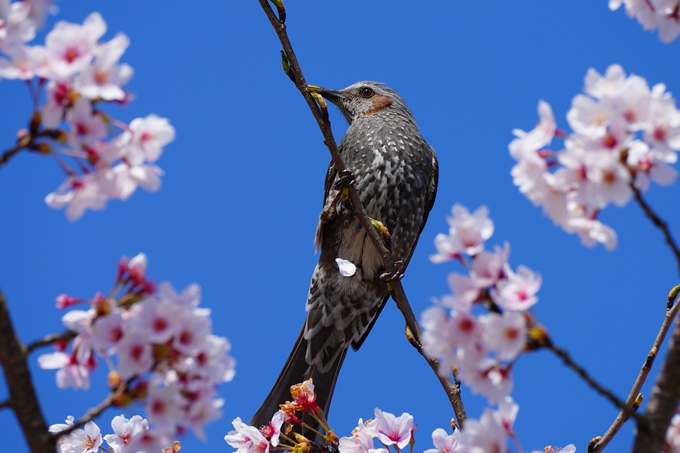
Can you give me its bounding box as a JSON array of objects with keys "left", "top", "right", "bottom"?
[
  {"left": 424, "top": 428, "right": 462, "bottom": 453},
  {"left": 511, "top": 65, "right": 680, "bottom": 250},
  {"left": 103, "top": 415, "right": 149, "bottom": 453},
  {"left": 76, "top": 32, "right": 133, "bottom": 101},
  {"left": 371, "top": 408, "right": 414, "bottom": 450},
  {"left": 51, "top": 419, "right": 102, "bottom": 453},
  {"left": 459, "top": 408, "right": 508, "bottom": 453},
  {"left": 490, "top": 265, "right": 542, "bottom": 311},
  {"left": 41, "top": 254, "right": 235, "bottom": 444},
  {"left": 610, "top": 0, "right": 680, "bottom": 43},
  {"left": 479, "top": 311, "right": 526, "bottom": 361},
  {"left": 339, "top": 419, "right": 379, "bottom": 453},
  {"left": 430, "top": 205, "right": 494, "bottom": 262}
]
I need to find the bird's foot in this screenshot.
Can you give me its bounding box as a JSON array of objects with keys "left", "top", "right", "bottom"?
[
  {"left": 380, "top": 261, "right": 404, "bottom": 282},
  {"left": 333, "top": 169, "right": 356, "bottom": 189}
]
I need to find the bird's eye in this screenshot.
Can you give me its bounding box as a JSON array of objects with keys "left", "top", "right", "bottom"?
[{"left": 359, "top": 87, "right": 374, "bottom": 98}]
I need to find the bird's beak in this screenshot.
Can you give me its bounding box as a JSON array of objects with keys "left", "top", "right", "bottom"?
[{"left": 308, "top": 85, "right": 344, "bottom": 106}]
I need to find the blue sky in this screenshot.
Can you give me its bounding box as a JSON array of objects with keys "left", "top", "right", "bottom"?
[{"left": 1, "top": 1, "right": 680, "bottom": 452}]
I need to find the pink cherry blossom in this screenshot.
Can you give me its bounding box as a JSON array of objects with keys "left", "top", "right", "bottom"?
[
  {"left": 371, "top": 408, "right": 414, "bottom": 450},
  {"left": 52, "top": 420, "right": 102, "bottom": 453},
  {"left": 459, "top": 408, "right": 508, "bottom": 453},
  {"left": 479, "top": 311, "right": 526, "bottom": 361},
  {"left": 430, "top": 205, "right": 494, "bottom": 262},
  {"left": 76, "top": 32, "right": 133, "bottom": 101},
  {"left": 38, "top": 351, "right": 90, "bottom": 390},
  {"left": 103, "top": 415, "right": 149, "bottom": 453},
  {"left": 37, "top": 12, "right": 106, "bottom": 79},
  {"left": 114, "top": 330, "right": 153, "bottom": 379},
  {"left": 459, "top": 359, "right": 513, "bottom": 403},
  {"left": 339, "top": 420, "right": 377, "bottom": 453},
  {"left": 45, "top": 172, "right": 108, "bottom": 221},
  {"left": 490, "top": 265, "right": 541, "bottom": 311},
  {"left": 424, "top": 428, "right": 462, "bottom": 453},
  {"left": 509, "top": 100, "right": 556, "bottom": 158},
  {"left": 120, "top": 114, "right": 176, "bottom": 165}
]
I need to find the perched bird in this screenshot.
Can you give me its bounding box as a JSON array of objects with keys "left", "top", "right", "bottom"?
[{"left": 250, "top": 81, "right": 438, "bottom": 431}]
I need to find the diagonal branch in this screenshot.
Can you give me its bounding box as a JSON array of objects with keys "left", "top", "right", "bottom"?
[
  {"left": 631, "top": 306, "right": 680, "bottom": 453},
  {"left": 257, "top": 0, "right": 466, "bottom": 427},
  {"left": 590, "top": 288, "right": 680, "bottom": 452},
  {"left": 546, "top": 342, "right": 647, "bottom": 427},
  {"left": 26, "top": 330, "right": 77, "bottom": 354},
  {"left": 630, "top": 182, "right": 680, "bottom": 276},
  {"left": 50, "top": 392, "right": 116, "bottom": 440},
  {"left": 0, "top": 291, "right": 54, "bottom": 453}
]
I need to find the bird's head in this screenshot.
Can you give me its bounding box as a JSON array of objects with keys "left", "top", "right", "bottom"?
[{"left": 312, "top": 81, "right": 414, "bottom": 125}]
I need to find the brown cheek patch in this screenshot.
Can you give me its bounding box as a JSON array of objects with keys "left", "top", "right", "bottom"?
[{"left": 362, "top": 96, "right": 393, "bottom": 116}]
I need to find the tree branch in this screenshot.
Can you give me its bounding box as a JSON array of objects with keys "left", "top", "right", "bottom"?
[
  {"left": 630, "top": 182, "right": 680, "bottom": 276},
  {"left": 631, "top": 301, "right": 680, "bottom": 453},
  {"left": 50, "top": 392, "right": 115, "bottom": 440},
  {"left": 590, "top": 289, "right": 680, "bottom": 452},
  {"left": 546, "top": 342, "right": 647, "bottom": 427},
  {"left": 0, "top": 291, "right": 54, "bottom": 453},
  {"left": 257, "top": 0, "right": 466, "bottom": 427},
  {"left": 26, "top": 330, "right": 77, "bottom": 354}
]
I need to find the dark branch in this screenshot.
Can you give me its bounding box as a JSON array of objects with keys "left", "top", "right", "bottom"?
[
  {"left": 547, "top": 343, "right": 646, "bottom": 427},
  {"left": 257, "top": 0, "right": 467, "bottom": 427},
  {"left": 630, "top": 182, "right": 680, "bottom": 276},
  {"left": 50, "top": 393, "right": 115, "bottom": 440},
  {"left": 631, "top": 304, "right": 680, "bottom": 452},
  {"left": 0, "top": 291, "right": 54, "bottom": 453},
  {"left": 26, "top": 330, "right": 77, "bottom": 354},
  {"left": 591, "top": 290, "right": 680, "bottom": 452}
]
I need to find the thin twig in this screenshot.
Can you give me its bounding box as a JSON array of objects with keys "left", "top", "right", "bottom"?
[
  {"left": 0, "top": 399, "right": 10, "bottom": 410},
  {"left": 50, "top": 393, "right": 116, "bottom": 439},
  {"left": 631, "top": 301, "right": 680, "bottom": 452},
  {"left": 590, "top": 291, "right": 680, "bottom": 452},
  {"left": 630, "top": 182, "right": 680, "bottom": 275},
  {"left": 0, "top": 291, "right": 54, "bottom": 453},
  {"left": 0, "top": 135, "right": 30, "bottom": 168},
  {"left": 547, "top": 342, "right": 647, "bottom": 427},
  {"left": 257, "top": 0, "right": 466, "bottom": 427},
  {"left": 26, "top": 330, "right": 77, "bottom": 354}
]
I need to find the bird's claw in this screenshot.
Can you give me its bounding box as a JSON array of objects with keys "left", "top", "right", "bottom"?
[
  {"left": 380, "top": 269, "right": 404, "bottom": 282},
  {"left": 333, "top": 169, "right": 356, "bottom": 190}
]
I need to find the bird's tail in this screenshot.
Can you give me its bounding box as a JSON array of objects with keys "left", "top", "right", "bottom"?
[{"left": 249, "top": 325, "right": 347, "bottom": 435}]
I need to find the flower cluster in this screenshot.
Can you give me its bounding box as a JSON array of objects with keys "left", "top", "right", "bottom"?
[
  {"left": 39, "top": 253, "right": 235, "bottom": 446},
  {"left": 510, "top": 64, "right": 680, "bottom": 250},
  {"left": 226, "top": 379, "right": 573, "bottom": 453},
  {"left": 50, "top": 414, "right": 181, "bottom": 453},
  {"left": 609, "top": 0, "right": 680, "bottom": 43},
  {"left": 338, "top": 409, "right": 414, "bottom": 453},
  {"left": 226, "top": 380, "right": 320, "bottom": 453},
  {"left": 424, "top": 204, "right": 540, "bottom": 403},
  {"left": 0, "top": 5, "right": 175, "bottom": 221}
]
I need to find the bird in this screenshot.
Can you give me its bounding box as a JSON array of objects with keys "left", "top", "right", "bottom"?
[{"left": 250, "top": 81, "right": 439, "bottom": 433}]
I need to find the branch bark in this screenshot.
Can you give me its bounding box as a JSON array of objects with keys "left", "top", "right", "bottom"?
[
  {"left": 631, "top": 303, "right": 680, "bottom": 453},
  {"left": 257, "top": 0, "right": 467, "bottom": 427},
  {"left": 0, "top": 291, "right": 54, "bottom": 453}
]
